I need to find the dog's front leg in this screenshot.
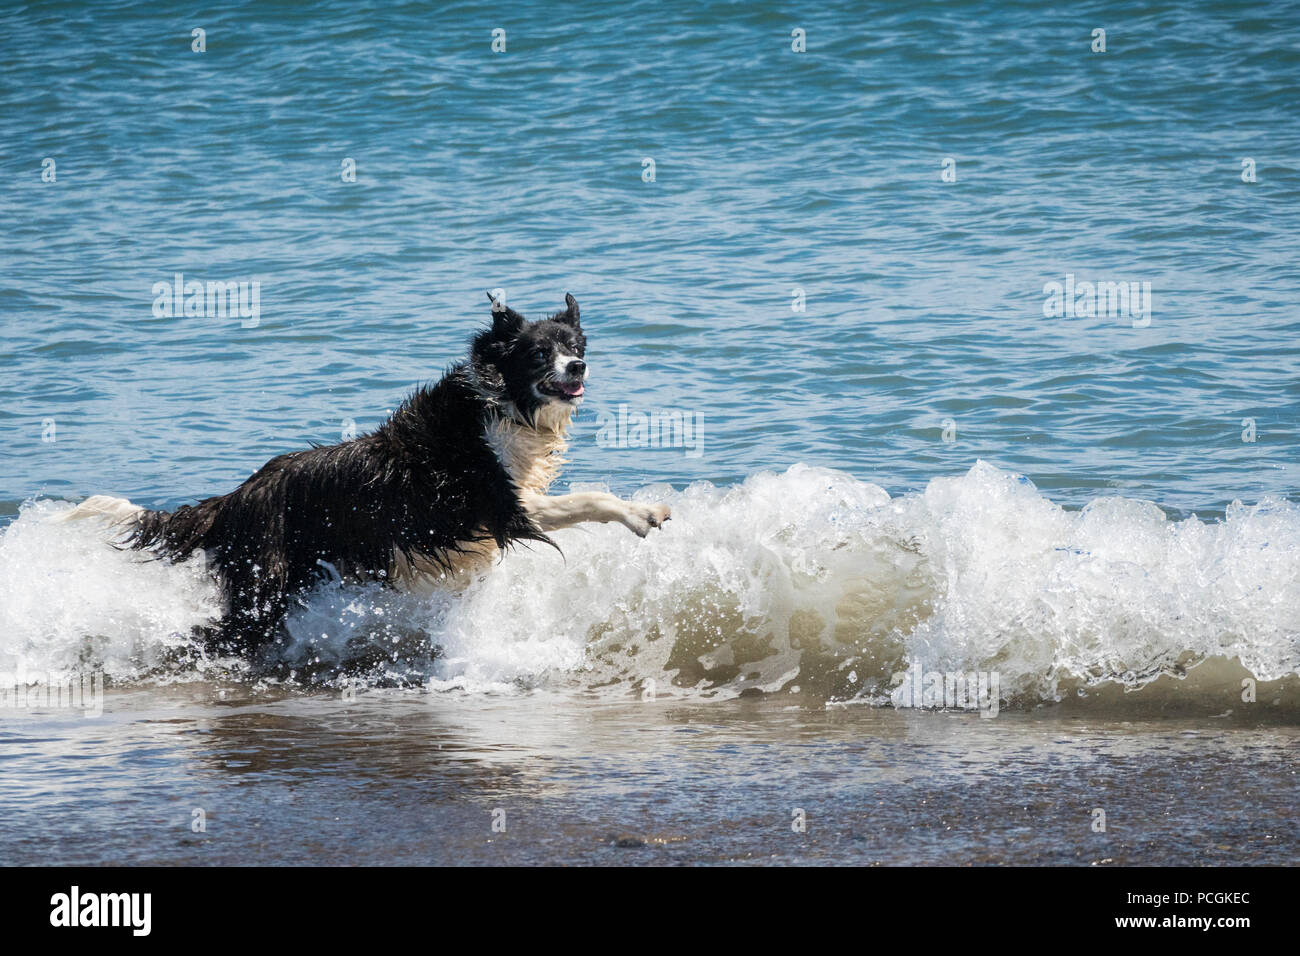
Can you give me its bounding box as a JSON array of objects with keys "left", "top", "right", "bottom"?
[{"left": 522, "top": 491, "right": 670, "bottom": 538}]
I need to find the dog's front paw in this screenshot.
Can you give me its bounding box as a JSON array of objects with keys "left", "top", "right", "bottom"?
[{"left": 622, "top": 502, "right": 671, "bottom": 538}]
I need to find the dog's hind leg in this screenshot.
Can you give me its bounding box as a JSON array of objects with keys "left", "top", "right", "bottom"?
[
  {"left": 55, "top": 494, "right": 146, "bottom": 527},
  {"left": 522, "top": 491, "right": 670, "bottom": 538}
]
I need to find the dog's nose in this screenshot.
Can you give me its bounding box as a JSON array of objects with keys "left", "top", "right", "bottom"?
[{"left": 568, "top": 359, "right": 586, "bottom": 377}]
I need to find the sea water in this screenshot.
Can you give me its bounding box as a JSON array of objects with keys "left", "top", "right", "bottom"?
[{"left": 1, "top": 0, "right": 1297, "bottom": 864}]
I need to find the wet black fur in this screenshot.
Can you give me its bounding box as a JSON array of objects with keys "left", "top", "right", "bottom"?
[{"left": 125, "top": 294, "right": 587, "bottom": 654}]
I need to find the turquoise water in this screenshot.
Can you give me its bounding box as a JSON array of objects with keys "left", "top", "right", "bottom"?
[
  {"left": 2, "top": 0, "right": 1297, "bottom": 518},
  {"left": 1, "top": 0, "right": 1299, "bottom": 866}
]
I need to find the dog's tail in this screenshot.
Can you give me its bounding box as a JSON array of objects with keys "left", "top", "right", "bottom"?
[
  {"left": 57, "top": 495, "right": 216, "bottom": 566},
  {"left": 122, "top": 501, "right": 218, "bottom": 561},
  {"left": 55, "top": 494, "right": 146, "bottom": 528}
]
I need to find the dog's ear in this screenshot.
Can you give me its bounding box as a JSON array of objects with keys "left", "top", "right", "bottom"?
[
  {"left": 486, "top": 290, "right": 526, "bottom": 336},
  {"left": 555, "top": 293, "right": 581, "bottom": 328}
]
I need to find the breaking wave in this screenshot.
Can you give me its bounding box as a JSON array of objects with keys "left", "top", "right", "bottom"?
[{"left": 2, "top": 462, "right": 1298, "bottom": 712}]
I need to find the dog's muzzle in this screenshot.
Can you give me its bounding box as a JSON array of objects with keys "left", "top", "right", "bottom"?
[{"left": 539, "top": 359, "right": 586, "bottom": 400}]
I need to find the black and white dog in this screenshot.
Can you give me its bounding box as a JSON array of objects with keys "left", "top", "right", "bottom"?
[{"left": 61, "top": 294, "right": 670, "bottom": 653}]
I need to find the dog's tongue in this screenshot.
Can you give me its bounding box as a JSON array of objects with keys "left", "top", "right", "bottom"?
[{"left": 561, "top": 382, "right": 585, "bottom": 397}]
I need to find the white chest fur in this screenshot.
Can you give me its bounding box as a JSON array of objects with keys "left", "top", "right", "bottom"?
[{"left": 483, "top": 406, "right": 572, "bottom": 495}]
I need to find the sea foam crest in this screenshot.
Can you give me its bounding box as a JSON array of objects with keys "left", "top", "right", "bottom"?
[{"left": 1, "top": 462, "right": 1296, "bottom": 706}]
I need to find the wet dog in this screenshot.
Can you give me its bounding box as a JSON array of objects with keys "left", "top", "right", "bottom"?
[{"left": 61, "top": 294, "right": 670, "bottom": 653}]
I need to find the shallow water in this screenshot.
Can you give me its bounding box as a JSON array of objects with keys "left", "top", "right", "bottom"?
[
  {"left": 1, "top": 687, "right": 1296, "bottom": 866},
  {"left": 1, "top": 0, "right": 1298, "bottom": 864}
]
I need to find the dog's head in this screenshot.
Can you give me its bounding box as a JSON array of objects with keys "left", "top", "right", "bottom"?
[{"left": 471, "top": 292, "right": 589, "bottom": 423}]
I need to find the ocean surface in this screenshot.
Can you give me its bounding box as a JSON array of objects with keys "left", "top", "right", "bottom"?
[{"left": 1, "top": 0, "right": 1297, "bottom": 865}]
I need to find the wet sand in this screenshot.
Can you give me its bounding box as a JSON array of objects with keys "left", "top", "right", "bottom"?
[{"left": 1, "top": 686, "right": 1295, "bottom": 866}]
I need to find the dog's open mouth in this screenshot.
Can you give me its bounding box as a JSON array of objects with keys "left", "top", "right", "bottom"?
[{"left": 538, "top": 380, "right": 585, "bottom": 400}]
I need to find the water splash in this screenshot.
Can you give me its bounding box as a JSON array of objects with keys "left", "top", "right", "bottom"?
[{"left": 2, "top": 462, "right": 1297, "bottom": 708}]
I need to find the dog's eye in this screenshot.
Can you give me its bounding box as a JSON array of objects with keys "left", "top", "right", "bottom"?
[{"left": 533, "top": 347, "right": 548, "bottom": 361}]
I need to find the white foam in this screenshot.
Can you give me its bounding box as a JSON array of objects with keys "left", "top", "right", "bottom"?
[
  {"left": 0, "top": 499, "right": 220, "bottom": 683},
  {"left": 2, "top": 462, "right": 1297, "bottom": 706}
]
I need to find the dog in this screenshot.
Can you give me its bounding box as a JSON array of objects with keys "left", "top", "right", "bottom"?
[{"left": 60, "top": 293, "right": 670, "bottom": 653}]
